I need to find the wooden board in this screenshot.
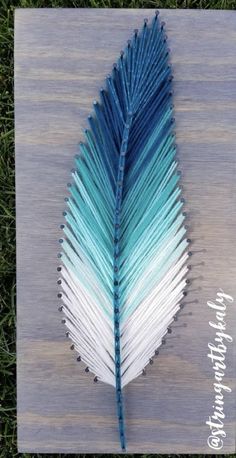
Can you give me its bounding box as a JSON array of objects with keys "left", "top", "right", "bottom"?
[{"left": 15, "top": 8, "right": 236, "bottom": 453}]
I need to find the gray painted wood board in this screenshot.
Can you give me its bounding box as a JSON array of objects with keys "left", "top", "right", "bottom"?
[{"left": 15, "top": 8, "right": 236, "bottom": 453}]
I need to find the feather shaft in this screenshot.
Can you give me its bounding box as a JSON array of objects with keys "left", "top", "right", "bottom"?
[{"left": 113, "top": 113, "right": 133, "bottom": 450}]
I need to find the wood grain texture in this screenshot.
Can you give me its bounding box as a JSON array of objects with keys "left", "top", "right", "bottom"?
[{"left": 15, "top": 8, "right": 236, "bottom": 453}]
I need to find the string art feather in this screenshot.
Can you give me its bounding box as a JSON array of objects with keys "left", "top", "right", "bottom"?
[{"left": 58, "top": 12, "right": 190, "bottom": 451}]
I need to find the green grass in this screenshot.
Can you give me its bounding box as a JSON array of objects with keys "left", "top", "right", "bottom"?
[{"left": 0, "top": 0, "right": 236, "bottom": 456}]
